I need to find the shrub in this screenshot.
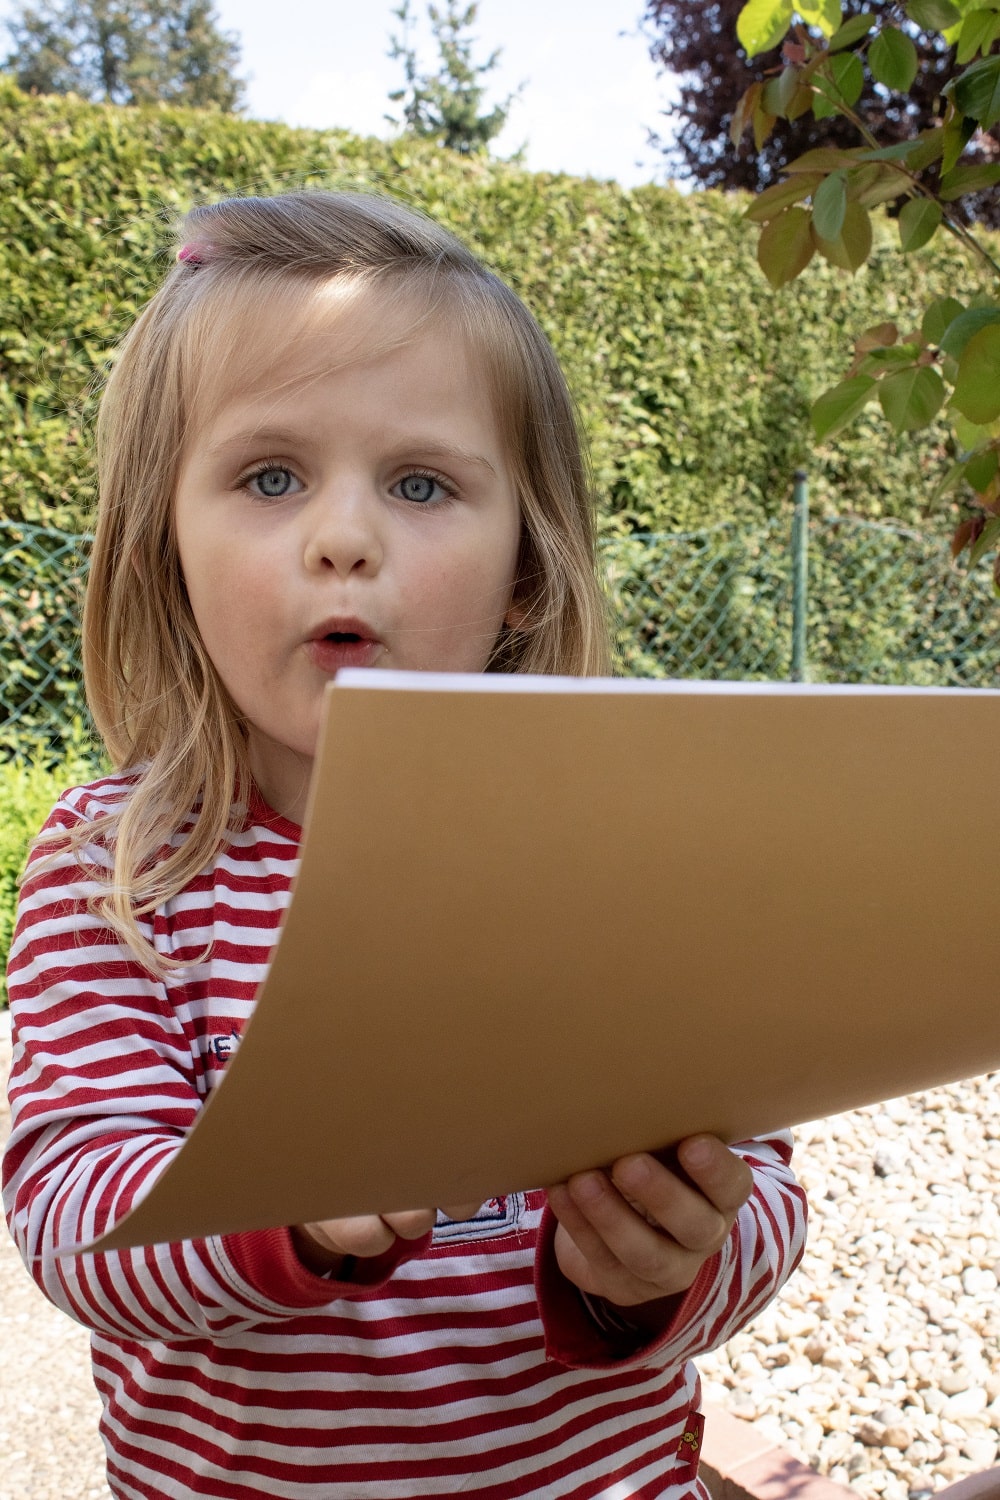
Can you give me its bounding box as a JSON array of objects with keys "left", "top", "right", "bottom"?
[{"left": 0, "top": 744, "right": 99, "bottom": 1006}]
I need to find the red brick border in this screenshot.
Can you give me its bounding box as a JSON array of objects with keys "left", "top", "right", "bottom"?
[{"left": 700, "top": 1403, "right": 856, "bottom": 1500}]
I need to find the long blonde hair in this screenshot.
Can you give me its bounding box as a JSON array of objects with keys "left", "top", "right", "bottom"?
[{"left": 69, "top": 190, "right": 611, "bottom": 971}]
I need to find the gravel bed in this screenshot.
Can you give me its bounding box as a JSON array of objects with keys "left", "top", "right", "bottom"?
[
  {"left": 698, "top": 1072, "right": 1000, "bottom": 1498},
  {"left": 2, "top": 1006, "right": 998, "bottom": 1498}
]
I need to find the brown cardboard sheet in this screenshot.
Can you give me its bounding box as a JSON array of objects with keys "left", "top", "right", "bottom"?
[{"left": 83, "top": 673, "right": 1000, "bottom": 1252}]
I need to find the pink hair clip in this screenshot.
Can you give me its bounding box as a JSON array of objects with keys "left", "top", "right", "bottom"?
[{"left": 177, "top": 243, "right": 210, "bottom": 266}]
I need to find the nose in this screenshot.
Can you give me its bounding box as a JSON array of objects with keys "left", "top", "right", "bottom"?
[{"left": 302, "top": 480, "right": 383, "bottom": 578}]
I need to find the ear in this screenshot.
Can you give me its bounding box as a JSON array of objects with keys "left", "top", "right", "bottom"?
[{"left": 504, "top": 599, "right": 529, "bottom": 632}]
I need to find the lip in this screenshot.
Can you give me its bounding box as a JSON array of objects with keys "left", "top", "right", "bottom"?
[{"left": 305, "top": 616, "right": 385, "bottom": 675}]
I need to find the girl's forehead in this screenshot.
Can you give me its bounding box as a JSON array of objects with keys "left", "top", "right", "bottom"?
[{"left": 188, "top": 277, "right": 478, "bottom": 426}]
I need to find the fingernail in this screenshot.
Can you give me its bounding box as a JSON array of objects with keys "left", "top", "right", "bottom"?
[
  {"left": 573, "top": 1172, "right": 605, "bottom": 1203},
  {"left": 615, "top": 1155, "right": 651, "bottom": 1191},
  {"left": 682, "top": 1137, "right": 714, "bottom": 1170}
]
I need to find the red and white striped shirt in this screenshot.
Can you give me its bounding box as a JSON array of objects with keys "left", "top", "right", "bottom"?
[{"left": 4, "top": 774, "right": 807, "bottom": 1499}]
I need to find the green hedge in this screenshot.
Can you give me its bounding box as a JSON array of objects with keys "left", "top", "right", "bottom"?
[
  {"left": 1, "top": 78, "right": 996, "bottom": 536},
  {"left": 0, "top": 750, "right": 100, "bottom": 1007}
]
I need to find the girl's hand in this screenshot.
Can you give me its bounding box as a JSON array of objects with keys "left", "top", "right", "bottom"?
[
  {"left": 547, "top": 1135, "right": 753, "bottom": 1311},
  {"left": 292, "top": 1203, "right": 484, "bottom": 1277}
]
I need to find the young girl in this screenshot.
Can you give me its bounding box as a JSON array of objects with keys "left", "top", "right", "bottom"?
[{"left": 3, "top": 190, "right": 806, "bottom": 1500}]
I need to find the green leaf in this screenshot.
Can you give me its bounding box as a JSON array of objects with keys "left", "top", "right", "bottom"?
[
  {"left": 743, "top": 173, "right": 824, "bottom": 221},
  {"left": 921, "top": 296, "right": 965, "bottom": 344},
  {"left": 812, "top": 199, "right": 873, "bottom": 270},
  {"left": 848, "top": 162, "right": 909, "bottom": 208},
  {"left": 951, "top": 325, "right": 1000, "bottom": 424},
  {"left": 939, "top": 306, "right": 1000, "bottom": 359},
  {"left": 952, "top": 55, "right": 1000, "bottom": 128},
  {"left": 813, "top": 52, "right": 865, "bottom": 117},
  {"left": 956, "top": 8, "right": 1000, "bottom": 64},
  {"left": 906, "top": 0, "right": 961, "bottom": 29},
  {"left": 964, "top": 448, "right": 1000, "bottom": 492},
  {"left": 941, "top": 111, "right": 979, "bottom": 173},
  {"left": 797, "top": 0, "right": 843, "bottom": 35},
  {"left": 829, "top": 11, "right": 876, "bottom": 49},
  {"left": 938, "top": 161, "right": 1000, "bottom": 199},
  {"left": 763, "top": 65, "right": 802, "bottom": 117},
  {"left": 784, "top": 146, "right": 859, "bottom": 171},
  {"left": 898, "top": 197, "right": 942, "bottom": 251},
  {"left": 929, "top": 457, "right": 966, "bottom": 504},
  {"left": 737, "top": 0, "right": 795, "bottom": 56},
  {"left": 757, "top": 205, "right": 816, "bottom": 286},
  {"left": 969, "top": 515, "right": 1000, "bottom": 567},
  {"left": 955, "top": 414, "right": 993, "bottom": 450},
  {"left": 859, "top": 343, "right": 923, "bottom": 372},
  {"left": 811, "top": 375, "right": 877, "bottom": 439},
  {"left": 812, "top": 171, "right": 848, "bottom": 239},
  {"left": 878, "top": 366, "right": 946, "bottom": 431},
  {"left": 870, "top": 27, "right": 920, "bottom": 91}
]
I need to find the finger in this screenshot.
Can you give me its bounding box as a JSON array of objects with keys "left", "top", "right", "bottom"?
[
  {"left": 676, "top": 1136, "right": 755, "bottom": 1219},
  {"left": 440, "top": 1202, "right": 484, "bottom": 1220},
  {"left": 554, "top": 1173, "right": 702, "bottom": 1298},
  {"left": 307, "top": 1214, "right": 396, "bottom": 1258},
  {"left": 548, "top": 1180, "right": 656, "bottom": 1302},
  {"left": 610, "top": 1151, "right": 733, "bottom": 1256},
  {"left": 380, "top": 1208, "right": 437, "bottom": 1241}
]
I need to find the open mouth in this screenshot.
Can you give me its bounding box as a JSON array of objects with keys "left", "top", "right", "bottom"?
[{"left": 326, "top": 631, "right": 363, "bottom": 643}]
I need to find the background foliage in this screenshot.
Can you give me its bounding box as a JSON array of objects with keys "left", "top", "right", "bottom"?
[
  {"left": 1, "top": 78, "right": 998, "bottom": 545},
  {"left": 642, "top": 0, "right": 1000, "bottom": 224}
]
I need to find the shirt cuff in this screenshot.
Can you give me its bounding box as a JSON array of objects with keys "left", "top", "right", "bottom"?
[
  {"left": 533, "top": 1201, "right": 722, "bottom": 1368},
  {"left": 221, "top": 1227, "right": 433, "bottom": 1306}
]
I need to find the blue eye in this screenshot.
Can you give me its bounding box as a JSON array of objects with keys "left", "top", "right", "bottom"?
[
  {"left": 248, "top": 466, "right": 299, "bottom": 499},
  {"left": 395, "top": 472, "right": 450, "bottom": 504}
]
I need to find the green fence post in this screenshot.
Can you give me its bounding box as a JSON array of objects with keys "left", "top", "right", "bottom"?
[{"left": 791, "top": 470, "right": 809, "bottom": 683}]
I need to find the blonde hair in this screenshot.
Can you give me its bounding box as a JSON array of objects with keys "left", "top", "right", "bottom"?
[{"left": 67, "top": 190, "right": 611, "bottom": 971}]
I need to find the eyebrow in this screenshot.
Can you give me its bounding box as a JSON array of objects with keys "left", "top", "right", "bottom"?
[{"left": 206, "top": 428, "right": 498, "bottom": 476}]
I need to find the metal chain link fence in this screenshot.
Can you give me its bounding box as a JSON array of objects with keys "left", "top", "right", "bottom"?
[{"left": 3, "top": 506, "right": 998, "bottom": 765}]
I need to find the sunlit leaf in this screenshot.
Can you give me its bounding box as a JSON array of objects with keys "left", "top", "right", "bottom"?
[
  {"left": 898, "top": 198, "right": 943, "bottom": 251},
  {"left": 737, "top": 0, "right": 795, "bottom": 56},
  {"left": 939, "top": 305, "right": 1000, "bottom": 359},
  {"left": 952, "top": 55, "right": 1000, "bottom": 128},
  {"left": 951, "top": 325, "right": 1000, "bottom": 424},
  {"left": 938, "top": 161, "right": 1000, "bottom": 198},
  {"left": 870, "top": 27, "right": 920, "bottom": 91},
  {"left": 956, "top": 8, "right": 1000, "bottom": 63},
  {"left": 922, "top": 296, "right": 965, "bottom": 345},
  {"left": 758, "top": 205, "right": 816, "bottom": 286},
  {"left": 829, "top": 11, "right": 876, "bottom": 50},
  {"left": 878, "top": 366, "right": 946, "bottom": 431},
  {"left": 797, "top": 0, "right": 843, "bottom": 36},
  {"left": 813, "top": 171, "right": 848, "bottom": 239},
  {"left": 811, "top": 375, "right": 877, "bottom": 439},
  {"left": 812, "top": 200, "right": 873, "bottom": 270},
  {"left": 743, "top": 173, "right": 824, "bottom": 221},
  {"left": 906, "top": 0, "right": 961, "bottom": 30}
]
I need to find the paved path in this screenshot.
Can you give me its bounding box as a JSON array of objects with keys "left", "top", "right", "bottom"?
[{"left": 0, "top": 1010, "right": 111, "bottom": 1500}]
